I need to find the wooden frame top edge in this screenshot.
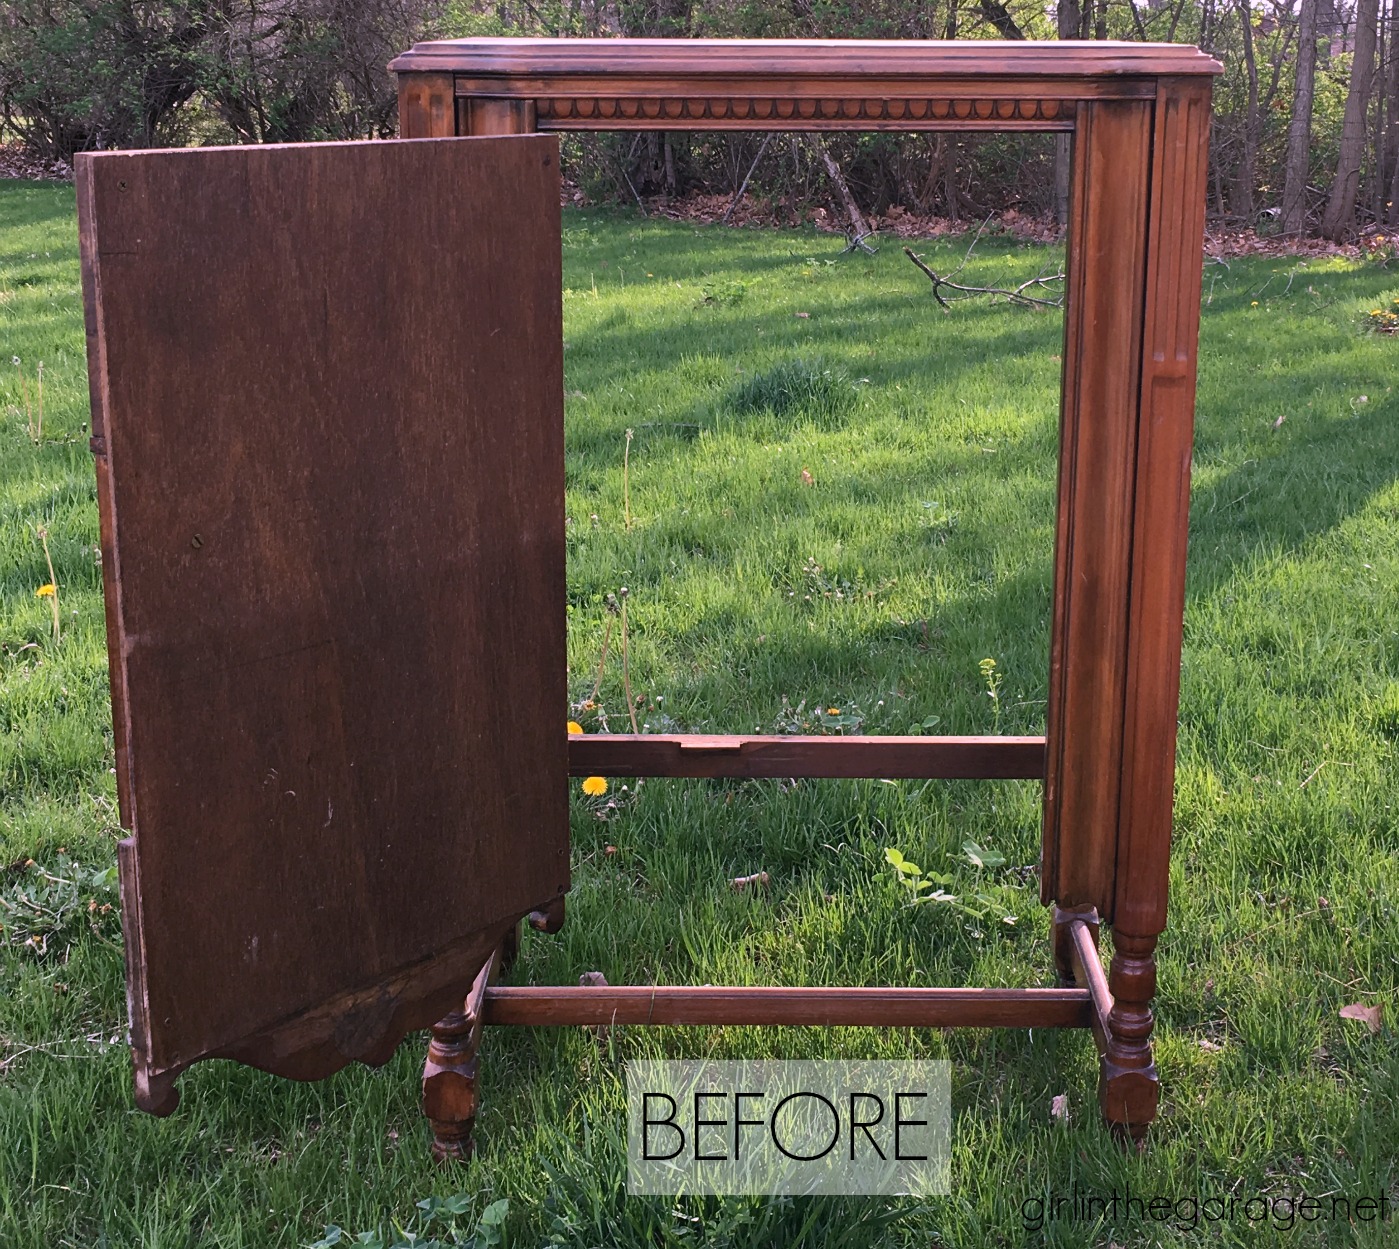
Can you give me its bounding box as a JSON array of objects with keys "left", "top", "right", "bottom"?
[{"left": 390, "top": 37, "right": 1223, "bottom": 80}]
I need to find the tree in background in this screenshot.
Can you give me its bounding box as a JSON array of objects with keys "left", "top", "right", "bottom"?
[
  {"left": 0, "top": 0, "right": 450, "bottom": 157},
  {"left": 1322, "top": 0, "right": 1381, "bottom": 236},
  {"left": 1281, "top": 0, "right": 1319, "bottom": 233},
  {"left": 0, "top": 1, "right": 220, "bottom": 156}
]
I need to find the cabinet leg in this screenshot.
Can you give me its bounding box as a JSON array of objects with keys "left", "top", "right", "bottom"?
[
  {"left": 422, "top": 949, "right": 498, "bottom": 1163},
  {"left": 1099, "top": 931, "right": 1159, "bottom": 1148},
  {"left": 529, "top": 895, "right": 566, "bottom": 934}
]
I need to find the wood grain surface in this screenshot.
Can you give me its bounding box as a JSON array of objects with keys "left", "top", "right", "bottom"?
[{"left": 78, "top": 135, "right": 567, "bottom": 1108}]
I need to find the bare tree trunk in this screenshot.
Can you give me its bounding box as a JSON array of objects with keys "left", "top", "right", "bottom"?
[
  {"left": 1054, "top": 0, "right": 1084, "bottom": 228},
  {"left": 979, "top": 0, "right": 1027, "bottom": 39},
  {"left": 1391, "top": 20, "right": 1399, "bottom": 225},
  {"left": 1321, "top": 0, "right": 1381, "bottom": 238},
  {"left": 1233, "top": 0, "right": 1261, "bottom": 220},
  {"left": 1385, "top": 0, "right": 1399, "bottom": 223},
  {"left": 1283, "top": 0, "right": 1320, "bottom": 232}
]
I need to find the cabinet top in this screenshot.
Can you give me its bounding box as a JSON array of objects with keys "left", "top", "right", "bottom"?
[{"left": 390, "top": 37, "right": 1222, "bottom": 80}]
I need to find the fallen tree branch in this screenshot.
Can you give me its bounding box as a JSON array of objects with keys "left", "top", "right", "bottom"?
[
  {"left": 815, "top": 139, "right": 877, "bottom": 253},
  {"left": 903, "top": 244, "right": 1064, "bottom": 309}
]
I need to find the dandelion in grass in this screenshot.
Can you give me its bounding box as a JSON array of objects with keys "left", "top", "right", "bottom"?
[
  {"left": 827, "top": 707, "right": 840, "bottom": 715},
  {"left": 35, "top": 527, "right": 60, "bottom": 644},
  {"left": 567, "top": 721, "right": 584, "bottom": 735},
  {"left": 581, "top": 776, "right": 607, "bottom": 797}
]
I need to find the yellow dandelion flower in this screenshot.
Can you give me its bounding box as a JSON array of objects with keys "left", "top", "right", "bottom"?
[
  {"left": 826, "top": 707, "right": 841, "bottom": 715},
  {"left": 35, "top": 583, "right": 55, "bottom": 598},
  {"left": 1250, "top": 300, "right": 1259, "bottom": 307},
  {"left": 567, "top": 721, "right": 584, "bottom": 735},
  {"left": 581, "top": 776, "right": 607, "bottom": 797}
]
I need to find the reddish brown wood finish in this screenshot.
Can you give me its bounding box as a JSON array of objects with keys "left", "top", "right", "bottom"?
[
  {"left": 386, "top": 38, "right": 1216, "bottom": 1153},
  {"left": 1040, "top": 99, "right": 1153, "bottom": 918},
  {"left": 398, "top": 73, "right": 456, "bottom": 137},
  {"left": 483, "top": 985, "right": 1094, "bottom": 1029},
  {"left": 569, "top": 734, "right": 1045, "bottom": 779},
  {"left": 391, "top": 40, "right": 1218, "bottom": 135},
  {"left": 79, "top": 136, "right": 569, "bottom": 1111}
]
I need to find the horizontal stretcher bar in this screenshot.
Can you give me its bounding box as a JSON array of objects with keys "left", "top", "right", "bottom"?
[
  {"left": 567, "top": 734, "right": 1046, "bottom": 779},
  {"left": 481, "top": 985, "right": 1092, "bottom": 1029}
]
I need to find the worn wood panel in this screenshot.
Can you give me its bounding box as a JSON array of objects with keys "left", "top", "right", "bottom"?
[
  {"left": 78, "top": 136, "right": 566, "bottom": 1109},
  {"left": 1040, "top": 100, "right": 1153, "bottom": 920},
  {"left": 568, "top": 734, "right": 1045, "bottom": 779}
]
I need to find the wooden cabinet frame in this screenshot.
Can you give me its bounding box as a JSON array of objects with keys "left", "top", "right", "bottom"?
[
  {"left": 82, "top": 37, "right": 1216, "bottom": 1165},
  {"left": 391, "top": 37, "right": 1219, "bottom": 1154}
]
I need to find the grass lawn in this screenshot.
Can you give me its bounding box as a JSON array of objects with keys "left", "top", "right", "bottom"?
[{"left": 1, "top": 175, "right": 1397, "bottom": 1248}]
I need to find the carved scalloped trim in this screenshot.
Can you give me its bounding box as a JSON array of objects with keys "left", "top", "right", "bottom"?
[{"left": 536, "top": 96, "right": 1067, "bottom": 124}]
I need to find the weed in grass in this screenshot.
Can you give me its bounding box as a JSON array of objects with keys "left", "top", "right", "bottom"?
[
  {"left": 699, "top": 276, "right": 748, "bottom": 306},
  {"left": 727, "top": 357, "right": 856, "bottom": 428},
  {"left": 12, "top": 356, "right": 42, "bottom": 443},
  {"left": 309, "top": 1195, "right": 508, "bottom": 1249},
  {"left": 979, "top": 656, "right": 1004, "bottom": 732},
  {"left": 622, "top": 426, "right": 633, "bottom": 530},
  {"left": 1, "top": 854, "right": 119, "bottom": 959},
  {"left": 1364, "top": 295, "right": 1399, "bottom": 333}
]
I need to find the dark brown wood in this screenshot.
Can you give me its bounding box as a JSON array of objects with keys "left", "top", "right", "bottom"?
[
  {"left": 1066, "top": 916, "right": 1112, "bottom": 1056},
  {"left": 78, "top": 135, "right": 568, "bottom": 1108},
  {"left": 1094, "top": 79, "right": 1211, "bottom": 1147},
  {"left": 1040, "top": 98, "right": 1153, "bottom": 921},
  {"left": 528, "top": 896, "right": 566, "bottom": 933},
  {"left": 423, "top": 948, "right": 500, "bottom": 1162},
  {"left": 1052, "top": 904, "right": 1098, "bottom": 985},
  {"left": 482, "top": 985, "right": 1093, "bottom": 1029},
  {"left": 569, "top": 734, "right": 1045, "bottom": 779},
  {"left": 1100, "top": 932, "right": 1160, "bottom": 1144}
]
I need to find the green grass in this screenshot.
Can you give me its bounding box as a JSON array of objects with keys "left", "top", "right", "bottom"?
[{"left": 2, "top": 178, "right": 1398, "bottom": 1247}]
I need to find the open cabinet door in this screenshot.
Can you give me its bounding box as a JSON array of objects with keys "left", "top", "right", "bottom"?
[{"left": 77, "top": 136, "right": 567, "bottom": 1114}]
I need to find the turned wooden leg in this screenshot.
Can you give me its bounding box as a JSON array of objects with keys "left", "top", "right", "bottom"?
[
  {"left": 422, "top": 950, "right": 498, "bottom": 1163},
  {"left": 1099, "top": 930, "right": 1159, "bottom": 1148},
  {"left": 1052, "top": 905, "right": 1099, "bottom": 986},
  {"left": 529, "top": 895, "right": 566, "bottom": 934}
]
